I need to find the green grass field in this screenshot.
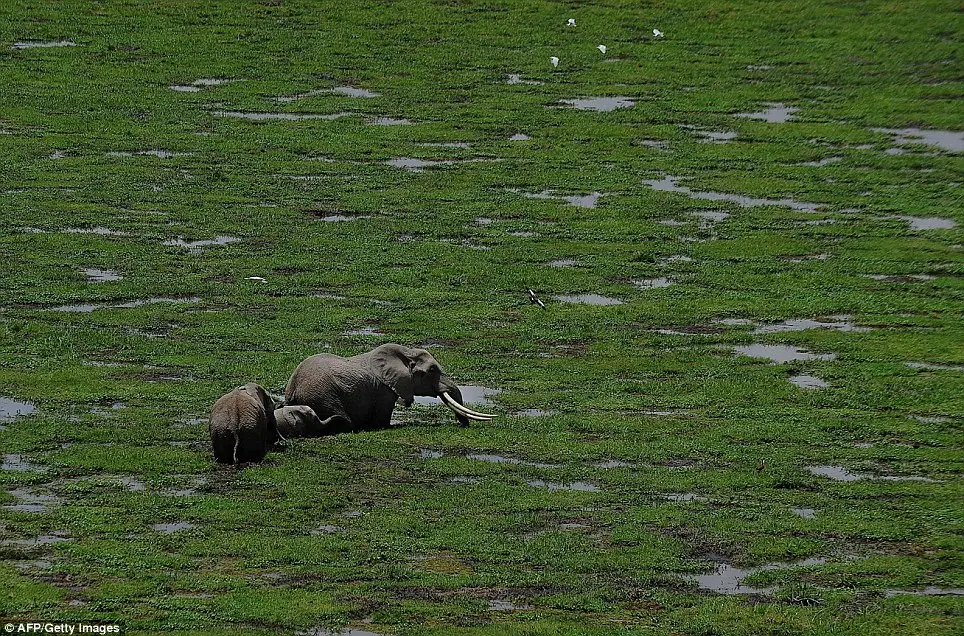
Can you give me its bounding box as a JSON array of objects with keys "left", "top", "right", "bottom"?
[{"left": 1, "top": 1, "right": 962, "bottom": 634}]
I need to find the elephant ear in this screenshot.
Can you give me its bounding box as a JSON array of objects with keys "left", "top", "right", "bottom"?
[{"left": 370, "top": 344, "right": 417, "bottom": 406}]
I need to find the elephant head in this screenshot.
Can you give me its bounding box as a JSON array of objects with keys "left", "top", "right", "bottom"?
[
  {"left": 368, "top": 344, "right": 495, "bottom": 425},
  {"left": 274, "top": 404, "right": 324, "bottom": 438}
]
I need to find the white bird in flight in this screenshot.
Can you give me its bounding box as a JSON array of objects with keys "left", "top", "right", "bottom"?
[
  {"left": 567, "top": 18, "right": 576, "bottom": 27},
  {"left": 597, "top": 44, "right": 607, "bottom": 54},
  {"left": 653, "top": 29, "right": 664, "bottom": 37},
  {"left": 528, "top": 289, "right": 546, "bottom": 310},
  {"left": 550, "top": 56, "right": 559, "bottom": 67}
]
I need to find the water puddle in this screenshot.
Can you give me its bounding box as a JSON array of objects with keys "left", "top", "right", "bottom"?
[
  {"left": 65, "top": 226, "right": 127, "bottom": 236},
  {"left": 526, "top": 480, "right": 600, "bottom": 492},
  {"left": 593, "top": 460, "right": 636, "bottom": 469},
  {"left": 343, "top": 327, "right": 384, "bottom": 336},
  {"left": 170, "top": 78, "right": 233, "bottom": 92},
  {"left": 5, "top": 487, "right": 62, "bottom": 513},
  {"left": 892, "top": 215, "right": 957, "bottom": 230},
  {"left": 450, "top": 476, "right": 481, "bottom": 484},
  {"left": 280, "top": 86, "right": 380, "bottom": 102},
  {"left": 90, "top": 401, "right": 127, "bottom": 416},
  {"left": 884, "top": 587, "right": 964, "bottom": 598},
  {"left": 790, "top": 375, "right": 829, "bottom": 390},
  {"left": 796, "top": 156, "right": 843, "bottom": 167},
  {"left": 558, "top": 97, "right": 634, "bottom": 112},
  {"left": 318, "top": 214, "right": 372, "bottom": 222},
  {"left": 14, "top": 559, "right": 53, "bottom": 570},
  {"left": 734, "top": 103, "right": 799, "bottom": 123},
  {"left": 117, "top": 476, "right": 146, "bottom": 492},
  {"left": 417, "top": 141, "right": 470, "bottom": 149},
  {"left": 791, "top": 508, "right": 817, "bottom": 520},
  {"left": 642, "top": 175, "right": 822, "bottom": 212},
  {"left": 554, "top": 294, "right": 623, "bottom": 306},
  {"left": 296, "top": 627, "right": 384, "bottom": 636},
  {"left": 687, "top": 556, "right": 827, "bottom": 595},
  {"left": 419, "top": 449, "right": 444, "bottom": 459},
  {"left": 510, "top": 231, "right": 536, "bottom": 237},
  {"left": 414, "top": 385, "right": 500, "bottom": 406},
  {"left": 633, "top": 277, "right": 673, "bottom": 290},
  {"left": 746, "top": 65, "right": 774, "bottom": 71},
  {"left": 1, "top": 534, "right": 70, "bottom": 547},
  {"left": 871, "top": 128, "right": 964, "bottom": 153},
  {"left": 692, "top": 210, "right": 730, "bottom": 226},
  {"left": 786, "top": 253, "right": 830, "bottom": 263},
  {"left": 751, "top": 316, "right": 867, "bottom": 334},
  {"left": 467, "top": 454, "right": 560, "bottom": 469},
  {"left": 660, "top": 493, "right": 707, "bottom": 502},
  {"left": 508, "top": 188, "right": 603, "bottom": 208},
  {"left": 548, "top": 258, "right": 577, "bottom": 267},
  {"left": 733, "top": 344, "right": 836, "bottom": 363},
  {"left": 514, "top": 409, "right": 558, "bottom": 417},
  {"left": 106, "top": 150, "right": 190, "bottom": 158},
  {"left": 680, "top": 126, "right": 737, "bottom": 143},
  {"left": 507, "top": 74, "right": 542, "bottom": 86},
  {"left": 488, "top": 599, "right": 534, "bottom": 611},
  {"left": 214, "top": 111, "right": 353, "bottom": 121},
  {"left": 369, "top": 117, "right": 412, "bottom": 126},
  {"left": 2, "top": 454, "right": 46, "bottom": 472},
  {"left": 1, "top": 397, "right": 36, "bottom": 422},
  {"left": 906, "top": 362, "right": 964, "bottom": 372},
  {"left": 153, "top": 522, "right": 194, "bottom": 533},
  {"left": 509, "top": 133, "right": 531, "bottom": 141},
  {"left": 11, "top": 41, "right": 77, "bottom": 49},
  {"left": 310, "top": 525, "right": 343, "bottom": 535},
  {"left": 659, "top": 255, "right": 693, "bottom": 266},
  {"left": 864, "top": 274, "right": 936, "bottom": 283},
  {"left": 51, "top": 297, "right": 200, "bottom": 312},
  {"left": 386, "top": 157, "right": 452, "bottom": 171},
  {"left": 638, "top": 139, "right": 669, "bottom": 149},
  {"left": 83, "top": 268, "right": 122, "bottom": 282}
]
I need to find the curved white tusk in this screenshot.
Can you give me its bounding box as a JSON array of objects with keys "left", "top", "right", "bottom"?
[{"left": 440, "top": 391, "right": 496, "bottom": 420}]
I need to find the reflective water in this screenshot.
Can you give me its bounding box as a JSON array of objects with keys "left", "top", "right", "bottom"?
[
  {"left": 643, "top": 175, "right": 822, "bottom": 212},
  {"left": 514, "top": 409, "right": 558, "bottom": 417},
  {"left": 566, "top": 192, "right": 602, "bottom": 208},
  {"left": 489, "top": 599, "right": 534, "bottom": 611},
  {"left": 905, "top": 362, "right": 964, "bottom": 371},
  {"left": 790, "top": 375, "right": 829, "bottom": 389},
  {"left": 733, "top": 344, "right": 836, "bottom": 363},
  {"left": 214, "top": 111, "right": 353, "bottom": 121},
  {"left": 633, "top": 277, "right": 673, "bottom": 290},
  {"left": 796, "top": 156, "right": 842, "bottom": 167},
  {"left": 593, "top": 460, "right": 636, "bottom": 469},
  {"left": 661, "top": 493, "right": 707, "bottom": 502},
  {"left": 2, "top": 454, "right": 45, "bottom": 472},
  {"left": 1, "top": 534, "right": 69, "bottom": 547},
  {"left": 659, "top": 255, "right": 692, "bottom": 265},
  {"left": 12, "top": 41, "right": 77, "bottom": 49},
  {"left": 871, "top": 128, "right": 964, "bottom": 153},
  {"left": 466, "top": 454, "right": 560, "bottom": 468},
  {"left": 687, "top": 557, "right": 827, "bottom": 595},
  {"left": 369, "top": 117, "right": 412, "bottom": 126},
  {"left": 419, "top": 449, "right": 444, "bottom": 459},
  {"left": 414, "top": 385, "right": 501, "bottom": 406},
  {"left": 163, "top": 235, "right": 239, "bottom": 252},
  {"left": 751, "top": 316, "right": 867, "bottom": 334},
  {"left": 107, "top": 150, "right": 190, "bottom": 158},
  {"left": 330, "top": 86, "right": 380, "bottom": 98},
  {"left": 51, "top": 297, "right": 200, "bottom": 312},
  {"left": 559, "top": 96, "right": 634, "bottom": 111},
  {"left": 5, "top": 487, "right": 61, "bottom": 513},
  {"left": 692, "top": 210, "right": 730, "bottom": 225},
  {"left": 319, "top": 215, "right": 372, "bottom": 222},
  {"left": 884, "top": 587, "right": 964, "bottom": 598},
  {"left": 84, "top": 268, "right": 122, "bottom": 282},
  {"left": 638, "top": 139, "right": 669, "bottom": 149},
  {"left": 310, "top": 525, "right": 343, "bottom": 534},
  {"left": 1, "top": 397, "right": 36, "bottom": 421},
  {"left": 680, "top": 126, "right": 738, "bottom": 143},
  {"left": 153, "top": 522, "right": 194, "bottom": 533},
  {"left": 864, "top": 274, "right": 936, "bottom": 282},
  {"left": 806, "top": 465, "right": 863, "bottom": 482},
  {"left": 450, "top": 476, "right": 481, "bottom": 484},
  {"left": 526, "top": 480, "right": 600, "bottom": 492},
  {"left": 343, "top": 327, "right": 383, "bottom": 336},
  {"left": 509, "top": 133, "right": 531, "bottom": 141},
  {"left": 792, "top": 508, "right": 817, "bottom": 519},
  {"left": 385, "top": 157, "right": 451, "bottom": 171},
  {"left": 507, "top": 74, "right": 542, "bottom": 85},
  {"left": 296, "top": 627, "right": 385, "bottom": 636},
  {"left": 735, "top": 103, "right": 799, "bottom": 123},
  {"left": 65, "top": 227, "right": 127, "bottom": 236},
  {"left": 549, "top": 259, "right": 577, "bottom": 267},
  {"left": 893, "top": 215, "right": 957, "bottom": 230},
  {"left": 554, "top": 294, "right": 623, "bottom": 306}
]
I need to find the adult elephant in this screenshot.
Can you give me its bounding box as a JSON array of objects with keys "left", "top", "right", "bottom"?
[
  {"left": 209, "top": 383, "right": 281, "bottom": 464},
  {"left": 284, "top": 343, "right": 495, "bottom": 434}
]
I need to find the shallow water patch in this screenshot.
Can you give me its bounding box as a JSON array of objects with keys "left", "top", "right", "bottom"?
[
  {"left": 508, "top": 188, "right": 604, "bottom": 209},
  {"left": 751, "top": 316, "right": 867, "bottom": 335},
  {"left": 153, "top": 522, "right": 194, "bottom": 534},
  {"left": 871, "top": 128, "right": 964, "bottom": 153},
  {"left": 554, "top": 294, "right": 623, "bottom": 306},
  {"left": 385, "top": 157, "right": 452, "bottom": 171},
  {"left": 83, "top": 268, "right": 122, "bottom": 282},
  {"left": 65, "top": 227, "right": 127, "bottom": 236},
  {"left": 905, "top": 361, "right": 964, "bottom": 372},
  {"left": 467, "top": 453, "right": 559, "bottom": 469},
  {"left": 5, "top": 487, "right": 62, "bottom": 513},
  {"left": 51, "top": 297, "right": 200, "bottom": 312},
  {"left": 686, "top": 556, "right": 827, "bottom": 595},
  {"left": 892, "top": 215, "right": 957, "bottom": 231},
  {"left": 593, "top": 460, "right": 636, "bottom": 469},
  {"left": 214, "top": 111, "right": 353, "bottom": 121},
  {"left": 733, "top": 344, "right": 836, "bottom": 363},
  {"left": 343, "top": 327, "right": 384, "bottom": 336},
  {"left": 12, "top": 41, "right": 77, "bottom": 49},
  {"left": 509, "top": 133, "right": 531, "bottom": 141},
  {"left": 489, "top": 599, "right": 534, "bottom": 611},
  {"left": 548, "top": 259, "right": 577, "bottom": 268},
  {"left": 507, "top": 74, "right": 542, "bottom": 86},
  {"left": 1, "top": 534, "right": 70, "bottom": 547},
  {"left": 790, "top": 375, "right": 828, "bottom": 390},
  {"left": 163, "top": 235, "right": 239, "bottom": 252},
  {"left": 106, "top": 150, "right": 191, "bottom": 158},
  {"left": 643, "top": 175, "right": 822, "bottom": 212},
  {"left": 558, "top": 96, "right": 634, "bottom": 112},
  {"left": 1, "top": 397, "right": 36, "bottom": 422},
  {"left": 633, "top": 277, "right": 673, "bottom": 290},
  {"left": 2, "top": 454, "right": 46, "bottom": 473},
  {"left": 884, "top": 587, "right": 964, "bottom": 598},
  {"left": 526, "top": 479, "right": 600, "bottom": 492},
  {"left": 792, "top": 508, "right": 817, "bottom": 520},
  {"left": 660, "top": 493, "right": 707, "bottom": 503},
  {"left": 369, "top": 117, "right": 412, "bottom": 126},
  {"left": 735, "top": 103, "right": 799, "bottom": 123}
]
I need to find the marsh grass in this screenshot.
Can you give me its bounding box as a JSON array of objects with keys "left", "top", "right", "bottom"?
[{"left": 1, "top": 0, "right": 961, "bottom": 634}]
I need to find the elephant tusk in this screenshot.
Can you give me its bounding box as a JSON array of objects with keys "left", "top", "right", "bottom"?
[{"left": 440, "top": 391, "right": 496, "bottom": 420}]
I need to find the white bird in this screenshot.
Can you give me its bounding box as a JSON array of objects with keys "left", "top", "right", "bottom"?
[
  {"left": 245, "top": 276, "right": 267, "bottom": 283},
  {"left": 528, "top": 289, "right": 546, "bottom": 310},
  {"left": 653, "top": 29, "right": 664, "bottom": 37},
  {"left": 597, "top": 44, "right": 607, "bottom": 54},
  {"left": 550, "top": 56, "right": 559, "bottom": 67},
  {"left": 567, "top": 18, "right": 576, "bottom": 27}
]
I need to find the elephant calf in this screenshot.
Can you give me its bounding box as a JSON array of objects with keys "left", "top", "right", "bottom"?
[
  {"left": 209, "top": 383, "right": 279, "bottom": 464},
  {"left": 284, "top": 343, "right": 496, "bottom": 434},
  {"left": 274, "top": 405, "right": 325, "bottom": 438}
]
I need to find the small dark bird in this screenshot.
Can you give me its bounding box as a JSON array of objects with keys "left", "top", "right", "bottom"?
[
  {"left": 757, "top": 460, "right": 766, "bottom": 472},
  {"left": 527, "top": 288, "right": 546, "bottom": 309}
]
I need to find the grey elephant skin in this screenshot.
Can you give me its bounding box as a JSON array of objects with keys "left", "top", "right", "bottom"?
[
  {"left": 284, "top": 343, "right": 494, "bottom": 434},
  {"left": 209, "top": 383, "right": 279, "bottom": 464},
  {"left": 274, "top": 405, "right": 324, "bottom": 438}
]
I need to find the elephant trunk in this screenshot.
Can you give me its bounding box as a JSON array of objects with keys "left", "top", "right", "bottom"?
[{"left": 436, "top": 375, "right": 496, "bottom": 425}]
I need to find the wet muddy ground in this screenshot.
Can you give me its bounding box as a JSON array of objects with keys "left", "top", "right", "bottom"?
[{"left": 1, "top": 1, "right": 961, "bottom": 634}]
